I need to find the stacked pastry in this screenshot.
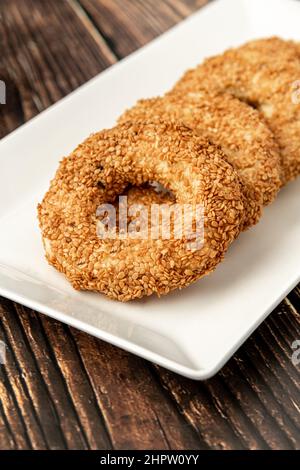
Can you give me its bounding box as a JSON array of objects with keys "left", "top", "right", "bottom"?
[{"left": 38, "top": 37, "right": 300, "bottom": 301}]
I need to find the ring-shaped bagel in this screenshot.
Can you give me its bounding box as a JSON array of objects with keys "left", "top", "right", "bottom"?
[
  {"left": 173, "top": 37, "right": 300, "bottom": 184},
  {"left": 119, "top": 91, "right": 281, "bottom": 229},
  {"left": 38, "top": 121, "right": 244, "bottom": 301}
]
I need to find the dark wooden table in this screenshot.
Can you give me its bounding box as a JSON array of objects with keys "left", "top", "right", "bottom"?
[{"left": 0, "top": 0, "right": 300, "bottom": 450}]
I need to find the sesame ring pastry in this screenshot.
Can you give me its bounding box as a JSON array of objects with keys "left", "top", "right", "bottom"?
[
  {"left": 119, "top": 91, "right": 281, "bottom": 229},
  {"left": 173, "top": 37, "right": 300, "bottom": 184},
  {"left": 38, "top": 121, "right": 244, "bottom": 301}
]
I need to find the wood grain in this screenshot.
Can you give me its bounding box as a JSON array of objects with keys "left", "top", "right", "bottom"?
[{"left": 0, "top": 0, "right": 299, "bottom": 450}]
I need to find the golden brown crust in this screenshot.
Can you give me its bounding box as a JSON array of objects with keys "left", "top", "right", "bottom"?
[
  {"left": 119, "top": 91, "right": 281, "bottom": 229},
  {"left": 173, "top": 37, "right": 300, "bottom": 184},
  {"left": 38, "top": 121, "right": 244, "bottom": 301}
]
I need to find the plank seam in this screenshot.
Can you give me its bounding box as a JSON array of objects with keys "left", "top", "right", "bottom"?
[{"left": 69, "top": 0, "right": 119, "bottom": 61}]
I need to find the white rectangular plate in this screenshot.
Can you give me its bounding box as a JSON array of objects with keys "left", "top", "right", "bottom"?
[{"left": 1, "top": 0, "right": 300, "bottom": 379}]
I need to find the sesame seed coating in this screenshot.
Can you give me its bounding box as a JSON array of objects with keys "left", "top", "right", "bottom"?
[
  {"left": 38, "top": 121, "right": 244, "bottom": 301},
  {"left": 119, "top": 90, "right": 281, "bottom": 229},
  {"left": 173, "top": 37, "right": 300, "bottom": 184}
]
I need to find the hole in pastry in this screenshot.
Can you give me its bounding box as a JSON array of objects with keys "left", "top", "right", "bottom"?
[
  {"left": 148, "top": 181, "right": 175, "bottom": 199},
  {"left": 97, "top": 181, "right": 106, "bottom": 189},
  {"left": 238, "top": 96, "right": 260, "bottom": 110}
]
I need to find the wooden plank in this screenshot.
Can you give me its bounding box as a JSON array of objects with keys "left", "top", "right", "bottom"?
[
  {"left": 0, "top": 0, "right": 116, "bottom": 137},
  {"left": 2, "top": 301, "right": 202, "bottom": 450},
  {"left": 165, "top": 0, "right": 211, "bottom": 17},
  {"left": 1, "top": 301, "right": 79, "bottom": 449},
  {"left": 153, "top": 367, "right": 249, "bottom": 450},
  {"left": 0, "top": 326, "right": 29, "bottom": 450},
  {"left": 79, "top": 0, "right": 208, "bottom": 58},
  {"left": 40, "top": 317, "right": 113, "bottom": 450},
  {"left": 71, "top": 329, "right": 202, "bottom": 449}
]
